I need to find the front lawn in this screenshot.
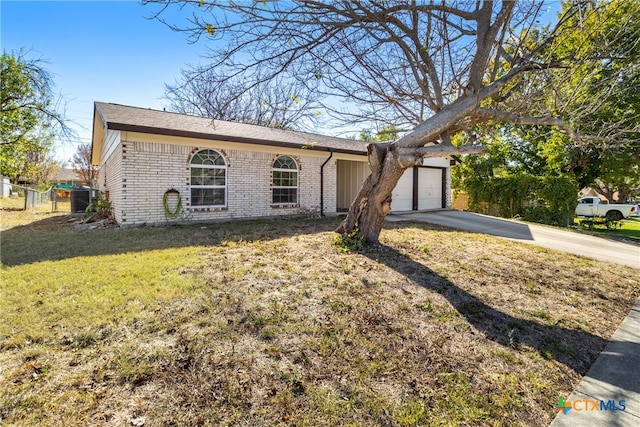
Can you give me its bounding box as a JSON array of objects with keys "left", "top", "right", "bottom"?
[
  {"left": 1, "top": 204, "right": 638, "bottom": 426},
  {"left": 574, "top": 216, "right": 640, "bottom": 242}
]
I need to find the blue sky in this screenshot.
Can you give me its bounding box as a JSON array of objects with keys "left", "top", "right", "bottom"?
[
  {"left": 2, "top": 1, "right": 563, "bottom": 165},
  {"left": 1, "top": 0, "right": 207, "bottom": 164}
]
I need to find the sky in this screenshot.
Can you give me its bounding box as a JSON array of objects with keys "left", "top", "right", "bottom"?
[
  {"left": 1, "top": 0, "right": 207, "bottom": 164},
  {"left": 2, "top": 1, "right": 563, "bottom": 165}
]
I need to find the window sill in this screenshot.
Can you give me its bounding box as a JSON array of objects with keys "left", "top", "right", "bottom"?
[
  {"left": 271, "top": 204, "right": 299, "bottom": 209},
  {"left": 189, "top": 206, "right": 228, "bottom": 212}
]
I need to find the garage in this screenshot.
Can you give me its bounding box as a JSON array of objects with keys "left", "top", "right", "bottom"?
[
  {"left": 391, "top": 166, "right": 445, "bottom": 212},
  {"left": 337, "top": 159, "right": 450, "bottom": 213},
  {"left": 390, "top": 168, "right": 414, "bottom": 211},
  {"left": 418, "top": 167, "right": 443, "bottom": 210}
]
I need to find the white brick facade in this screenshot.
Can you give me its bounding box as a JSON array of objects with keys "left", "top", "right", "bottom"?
[
  {"left": 98, "top": 133, "right": 338, "bottom": 226},
  {"left": 445, "top": 166, "right": 453, "bottom": 209},
  {"left": 92, "top": 103, "right": 452, "bottom": 225}
]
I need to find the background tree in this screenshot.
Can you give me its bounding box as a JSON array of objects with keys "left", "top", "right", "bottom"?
[
  {"left": 145, "top": 0, "right": 638, "bottom": 243},
  {"left": 19, "top": 132, "right": 58, "bottom": 187},
  {"left": 165, "top": 68, "right": 322, "bottom": 130},
  {"left": 455, "top": 0, "right": 640, "bottom": 206},
  {"left": 590, "top": 148, "right": 640, "bottom": 202},
  {"left": 0, "top": 50, "right": 71, "bottom": 184},
  {"left": 72, "top": 143, "right": 98, "bottom": 185},
  {"left": 350, "top": 125, "right": 401, "bottom": 143},
  {"left": 569, "top": 0, "right": 640, "bottom": 201}
]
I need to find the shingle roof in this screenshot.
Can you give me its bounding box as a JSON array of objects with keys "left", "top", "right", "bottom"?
[
  {"left": 94, "top": 102, "right": 368, "bottom": 156},
  {"left": 51, "top": 168, "right": 83, "bottom": 183}
]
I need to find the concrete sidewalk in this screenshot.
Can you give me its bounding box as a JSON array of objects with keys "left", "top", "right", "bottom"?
[{"left": 550, "top": 298, "right": 640, "bottom": 427}]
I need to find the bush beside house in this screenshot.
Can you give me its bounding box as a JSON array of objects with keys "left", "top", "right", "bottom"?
[{"left": 456, "top": 174, "right": 578, "bottom": 226}]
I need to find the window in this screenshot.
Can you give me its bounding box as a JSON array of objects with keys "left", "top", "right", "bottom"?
[
  {"left": 190, "top": 149, "right": 226, "bottom": 207},
  {"left": 272, "top": 155, "right": 298, "bottom": 205}
]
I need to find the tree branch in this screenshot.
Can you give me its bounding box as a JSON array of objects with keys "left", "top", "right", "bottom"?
[
  {"left": 396, "top": 141, "right": 484, "bottom": 168},
  {"left": 474, "top": 108, "right": 582, "bottom": 141}
]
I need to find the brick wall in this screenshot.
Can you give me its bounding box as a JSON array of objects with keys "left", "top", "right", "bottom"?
[
  {"left": 119, "top": 141, "right": 192, "bottom": 225},
  {"left": 445, "top": 167, "right": 453, "bottom": 209},
  {"left": 115, "top": 137, "right": 338, "bottom": 225}
]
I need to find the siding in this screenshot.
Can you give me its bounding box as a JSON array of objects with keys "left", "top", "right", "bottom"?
[
  {"left": 101, "top": 129, "right": 120, "bottom": 165},
  {"left": 336, "top": 160, "right": 369, "bottom": 210},
  {"left": 97, "top": 140, "right": 124, "bottom": 223}
]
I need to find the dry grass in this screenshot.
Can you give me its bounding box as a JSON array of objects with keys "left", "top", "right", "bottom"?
[
  {"left": 1, "top": 203, "right": 638, "bottom": 426},
  {"left": 0, "top": 196, "right": 65, "bottom": 231}
]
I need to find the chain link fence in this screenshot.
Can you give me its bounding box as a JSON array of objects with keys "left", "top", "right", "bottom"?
[{"left": 1, "top": 178, "right": 99, "bottom": 214}]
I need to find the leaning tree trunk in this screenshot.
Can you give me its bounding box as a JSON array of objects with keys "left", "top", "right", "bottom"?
[
  {"left": 336, "top": 142, "right": 409, "bottom": 244},
  {"left": 336, "top": 89, "right": 502, "bottom": 244}
]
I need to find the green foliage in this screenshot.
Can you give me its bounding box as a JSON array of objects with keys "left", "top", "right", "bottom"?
[
  {"left": 334, "top": 229, "right": 365, "bottom": 253},
  {"left": 454, "top": 1, "right": 640, "bottom": 223},
  {"left": 350, "top": 125, "right": 401, "bottom": 142},
  {"left": 553, "top": 0, "right": 640, "bottom": 198},
  {"left": 590, "top": 146, "right": 640, "bottom": 203},
  {"left": 0, "top": 50, "right": 66, "bottom": 183},
  {"left": 462, "top": 173, "right": 578, "bottom": 226},
  {"left": 456, "top": 1, "right": 640, "bottom": 206},
  {"left": 375, "top": 125, "right": 400, "bottom": 141},
  {"left": 84, "top": 192, "right": 113, "bottom": 223},
  {"left": 578, "top": 217, "right": 622, "bottom": 231},
  {"left": 576, "top": 217, "right": 640, "bottom": 241}
]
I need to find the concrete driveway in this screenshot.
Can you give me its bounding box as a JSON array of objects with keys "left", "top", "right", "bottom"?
[{"left": 386, "top": 210, "right": 639, "bottom": 268}]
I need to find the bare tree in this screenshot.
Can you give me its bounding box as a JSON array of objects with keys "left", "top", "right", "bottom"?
[
  {"left": 144, "top": 0, "right": 636, "bottom": 244},
  {"left": 165, "top": 68, "right": 323, "bottom": 130},
  {"left": 72, "top": 143, "right": 98, "bottom": 185}
]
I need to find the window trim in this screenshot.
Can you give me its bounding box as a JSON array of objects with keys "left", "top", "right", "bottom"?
[
  {"left": 271, "top": 155, "right": 299, "bottom": 206},
  {"left": 190, "top": 149, "right": 227, "bottom": 208}
]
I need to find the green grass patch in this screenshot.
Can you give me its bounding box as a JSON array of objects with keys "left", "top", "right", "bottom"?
[{"left": 574, "top": 217, "right": 640, "bottom": 242}]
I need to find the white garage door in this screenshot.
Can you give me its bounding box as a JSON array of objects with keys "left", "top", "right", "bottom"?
[
  {"left": 391, "top": 168, "right": 414, "bottom": 212},
  {"left": 417, "top": 168, "right": 443, "bottom": 210}
]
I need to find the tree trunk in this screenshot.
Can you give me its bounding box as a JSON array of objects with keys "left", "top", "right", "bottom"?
[
  {"left": 335, "top": 92, "right": 495, "bottom": 246},
  {"left": 336, "top": 143, "right": 408, "bottom": 245},
  {"left": 616, "top": 189, "right": 629, "bottom": 203}
]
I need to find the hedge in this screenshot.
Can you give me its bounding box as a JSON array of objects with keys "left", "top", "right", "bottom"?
[{"left": 464, "top": 174, "right": 578, "bottom": 226}]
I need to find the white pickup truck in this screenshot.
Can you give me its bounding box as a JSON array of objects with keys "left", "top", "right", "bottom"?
[{"left": 575, "top": 197, "right": 638, "bottom": 221}]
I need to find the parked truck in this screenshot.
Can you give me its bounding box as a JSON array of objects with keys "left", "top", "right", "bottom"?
[{"left": 575, "top": 197, "right": 638, "bottom": 221}]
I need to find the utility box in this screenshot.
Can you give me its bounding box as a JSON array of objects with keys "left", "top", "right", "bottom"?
[{"left": 71, "top": 189, "right": 91, "bottom": 213}]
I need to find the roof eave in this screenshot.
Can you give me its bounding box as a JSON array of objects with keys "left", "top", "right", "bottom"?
[
  {"left": 91, "top": 103, "right": 107, "bottom": 166},
  {"left": 108, "top": 122, "right": 367, "bottom": 156}
]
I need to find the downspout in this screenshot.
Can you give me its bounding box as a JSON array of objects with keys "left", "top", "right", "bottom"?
[{"left": 320, "top": 149, "right": 333, "bottom": 217}]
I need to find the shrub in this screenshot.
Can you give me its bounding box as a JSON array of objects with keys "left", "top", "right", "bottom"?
[
  {"left": 334, "top": 229, "right": 365, "bottom": 252},
  {"left": 463, "top": 174, "right": 577, "bottom": 226},
  {"left": 84, "top": 192, "right": 113, "bottom": 223}
]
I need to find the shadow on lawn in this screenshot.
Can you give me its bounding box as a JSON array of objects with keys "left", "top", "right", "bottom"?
[
  {"left": 362, "top": 243, "right": 612, "bottom": 378},
  {"left": 0, "top": 214, "right": 343, "bottom": 267}
]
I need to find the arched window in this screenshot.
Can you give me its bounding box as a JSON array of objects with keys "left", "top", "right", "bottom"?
[
  {"left": 190, "top": 149, "right": 226, "bottom": 207},
  {"left": 272, "top": 155, "right": 298, "bottom": 204}
]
